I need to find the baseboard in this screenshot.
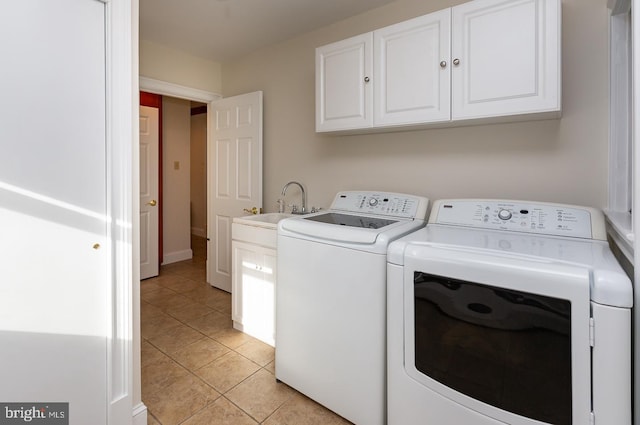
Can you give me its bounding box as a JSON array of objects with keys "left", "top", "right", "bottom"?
[
  {"left": 191, "top": 227, "right": 206, "bottom": 238},
  {"left": 132, "top": 402, "right": 147, "bottom": 425},
  {"left": 162, "top": 249, "right": 193, "bottom": 265}
]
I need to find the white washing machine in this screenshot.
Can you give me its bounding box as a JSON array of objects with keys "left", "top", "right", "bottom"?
[
  {"left": 276, "top": 191, "right": 429, "bottom": 425},
  {"left": 387, "top": 199, "right": 632, "bottom": 425}
]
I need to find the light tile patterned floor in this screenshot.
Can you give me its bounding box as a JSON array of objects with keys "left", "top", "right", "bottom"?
[{"left": 142, "top": 236, "right": 352, "bottom": 425}]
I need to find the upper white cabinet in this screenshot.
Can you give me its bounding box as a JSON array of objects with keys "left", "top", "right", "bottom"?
[
  {"left": 316, "top": 33, "right": 373, "bottom": 132},
  {"left": 315, "top": 0, "right": 561, "bottom": 133},
  {"left": 451, "top": 0, "right": 561, "bottom": 120},
  {"left": 374, "top": 9, "right": 452, "bottom": 127}
]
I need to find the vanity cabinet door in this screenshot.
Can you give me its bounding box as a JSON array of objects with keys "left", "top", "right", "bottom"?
[
  {"left": 451, "top": 0, "right": 561, "bottom": 120},
  {"left": 374, "top": 9, "right": 451, "bottom": 127},
  {"left": 316, "top": 33, "right": 373, "bottom": 132},
  {"left": 232, "top": 241, "right": 277, "bottom": 346}
]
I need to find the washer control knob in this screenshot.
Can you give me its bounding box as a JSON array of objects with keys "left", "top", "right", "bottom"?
[
  {"left": 498, "top": 209, "right": 512, "bottom": 221},
  {"left": 368, "top": 198, "right": 379, "bottom": 207}
]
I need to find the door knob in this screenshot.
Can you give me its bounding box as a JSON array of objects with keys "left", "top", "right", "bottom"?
[
  {"left": 243, "top": 207, "right": 260, "bottom": 215},
  {"left": 147, "top": 200, "right": 157, "bottom": 206}
]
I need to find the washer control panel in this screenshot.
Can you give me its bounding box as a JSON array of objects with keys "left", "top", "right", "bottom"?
[
  {"left": 430, "top": 199, "right": 603, "bottom": 239},
  {"left": 331, "top": 191, "right": 429, "bottom": 219}
]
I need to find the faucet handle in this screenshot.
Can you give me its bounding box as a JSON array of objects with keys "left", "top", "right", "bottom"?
[{"left": 290, "top": 204, "right": 299, "bottom": 214}]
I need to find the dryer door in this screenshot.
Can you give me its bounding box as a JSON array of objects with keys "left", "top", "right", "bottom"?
[{"left": 403, "top": 245, "right": 591, "bottom": 425}]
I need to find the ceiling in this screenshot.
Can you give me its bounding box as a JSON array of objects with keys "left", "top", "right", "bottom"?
[{"left": 139, "top": 0, "right": 396, "bottom": 62}]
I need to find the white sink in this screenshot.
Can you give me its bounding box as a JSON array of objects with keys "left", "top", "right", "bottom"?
[
  {"left": 232, "top": 213, "right": 293, "bottom": 248},
  {"left": 233, "top": 213, "right": 293, "bottom": 229}
]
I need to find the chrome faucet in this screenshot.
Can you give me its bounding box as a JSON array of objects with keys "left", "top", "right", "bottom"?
[{"left": 281, "top": 181, "right": 306, "bottom": 214}]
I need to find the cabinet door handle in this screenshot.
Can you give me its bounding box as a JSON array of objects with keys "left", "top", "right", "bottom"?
[
  {"left": 453, "top": 58, "right": 460, "bottom": 66},
  {"left": 440, "top": 61, "right": 447, "bottom": 68},
  {"left": 364, "top": 76, "right": 370, "bottom": 83}
]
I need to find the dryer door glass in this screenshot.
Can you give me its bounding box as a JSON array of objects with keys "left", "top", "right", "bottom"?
[{"left": 413, "top": 272, "right": 572, "bottom": 425}]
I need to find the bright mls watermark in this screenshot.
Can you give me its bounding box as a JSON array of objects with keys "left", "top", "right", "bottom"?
[{"left": 0, "top": 403, "right": 68, "bottom": 424}]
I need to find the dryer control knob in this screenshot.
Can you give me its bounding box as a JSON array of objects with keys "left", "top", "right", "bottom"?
[
  {"left": 369, "top": 198, "right": 379, "bottom": 207},
  {"left": 498, "top": 209, "right": 512, "bottom": 220}
]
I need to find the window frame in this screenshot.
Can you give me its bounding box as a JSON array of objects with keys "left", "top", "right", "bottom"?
[{"left": 606, "top": 0, "right": 634, "bottom": 264}]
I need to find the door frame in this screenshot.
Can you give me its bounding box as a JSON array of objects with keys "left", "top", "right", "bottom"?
[
  {"left": 138, "top": 78, "right": 221, "bottom": 264},
  {"left": 139, "top": 77, "right": 220, "bottom": 104},
  {"left": 105, "top": 0, "right": 135, "bottom": 423}
]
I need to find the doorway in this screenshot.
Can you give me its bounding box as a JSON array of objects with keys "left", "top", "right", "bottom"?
[
  {"left": 139, "top": 78, "right": 221, "bottom": 282},
  {"left": 190, "top": 102, "right": 208, "bottom": 240},
  {"left": 140, "top": 92, "right": 210, "bottom": 278}
]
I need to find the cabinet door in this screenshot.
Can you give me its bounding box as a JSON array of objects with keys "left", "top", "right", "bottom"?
[
  {"left": 451, "top": 0, "right": 561, "bottom": 120},
  {"left": 232, "top": 241, "right": 276, "bottom": 346},
  {"left": 316, "top": 33, "right": 373, "bottom": 132},
  {"left": 232, "top": 241, "right": 251, "bottom": 324},
  {"left": 374, "top": 9, "right": 451, "bottom": 127}
]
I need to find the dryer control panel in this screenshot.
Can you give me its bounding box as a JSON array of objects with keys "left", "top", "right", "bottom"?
[
  {"left": 331, "top": 191, "right": 429, "bottom": 220},
  {"left": 430, "top": 199, "right": 606, "bottom": 240}
]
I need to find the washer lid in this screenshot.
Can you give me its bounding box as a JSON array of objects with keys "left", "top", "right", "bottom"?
[
  {"left": 280, "top": 212, "right": 406, "bottom": 244},
  {"left": 303, "top": 212, "right": 398, "bottom": 229}
]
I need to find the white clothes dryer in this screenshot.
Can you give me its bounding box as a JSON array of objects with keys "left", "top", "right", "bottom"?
[
  {"left": 387, "top": 199, "right": 632, "bottom": 425},
  {"left": 276, "top": 191, "right": 429, "bottom": 425}
]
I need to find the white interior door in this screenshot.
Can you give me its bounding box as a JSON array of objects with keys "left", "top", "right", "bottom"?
[
  {"left": 0, "top": 0, "right": 114, "bottom": 423},
  {"left": 140, "top": 105, "right": 160, "bottom": 279},
  {"left": 207, "top": 92, "right": 263, "bottom": 292}
]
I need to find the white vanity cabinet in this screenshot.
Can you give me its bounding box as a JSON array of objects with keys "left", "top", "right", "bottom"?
[
  {"left": 231, "top": 213, "right": 291, "bottom": 347},
  {"left": 232, "top": 240, "right": 276, "bottom": 346},
  {"left": 315, "top": 0, "right": 561, "bottom": 133}
]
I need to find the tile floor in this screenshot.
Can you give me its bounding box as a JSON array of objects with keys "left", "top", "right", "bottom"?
[{"left": 141, "top": 235, "right": 352, "bottom": 425}]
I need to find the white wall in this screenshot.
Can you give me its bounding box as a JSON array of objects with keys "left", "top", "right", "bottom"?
[
  {"left": 221, "top": 0, "right": 610, "bottom": 214},
  {"left": 190, "top": 111, "right": 207, "bottom": 237},
  {"left": 162, "top": 96, "right": 192, "bottom": 263},
  {"left": 140, "top": 40, "right": 223, "bottom": 94}
]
